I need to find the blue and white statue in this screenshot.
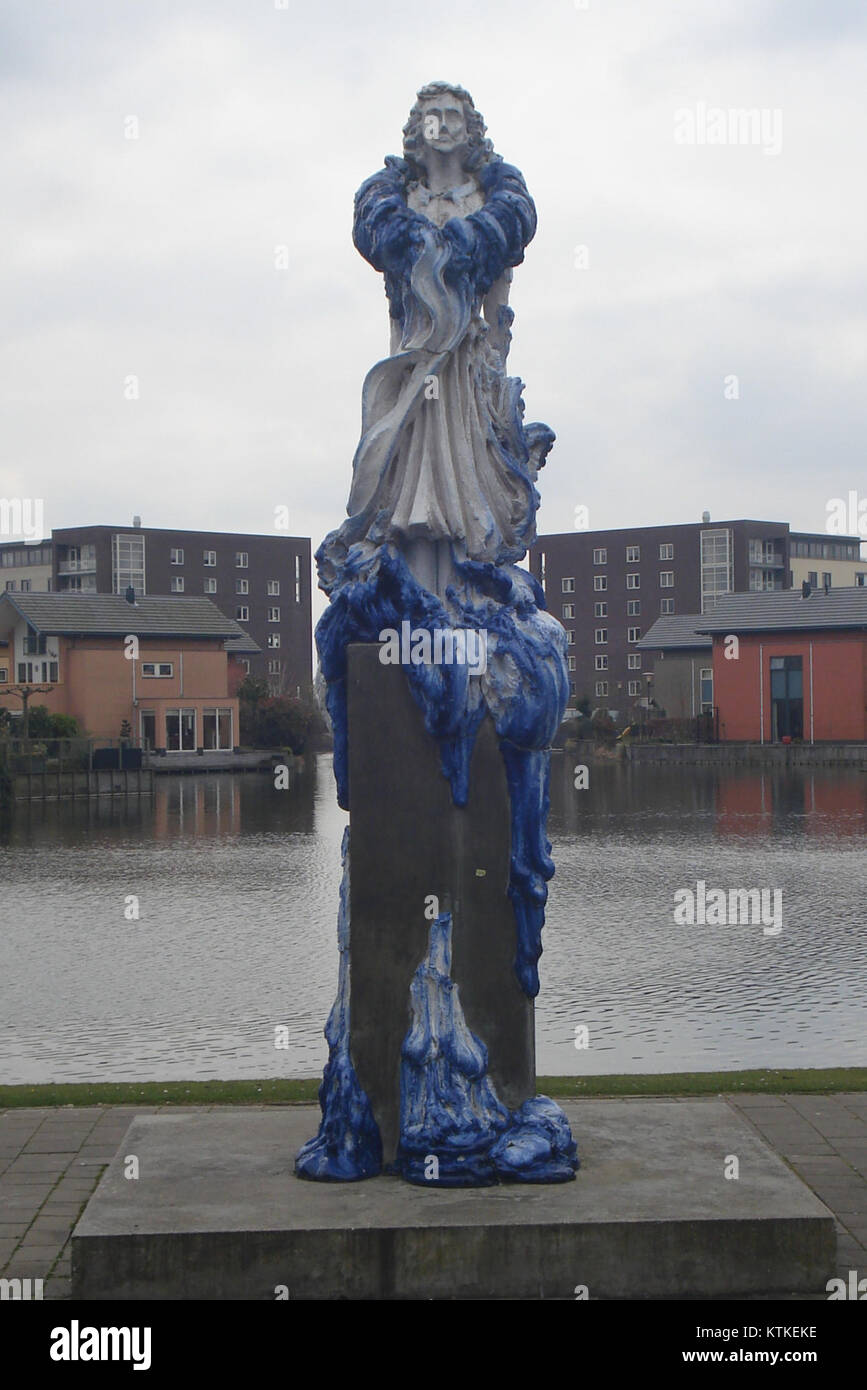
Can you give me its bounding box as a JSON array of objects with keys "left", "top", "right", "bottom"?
[{"left": 299, "top": 83, "right": 578, "bottom": 1186}]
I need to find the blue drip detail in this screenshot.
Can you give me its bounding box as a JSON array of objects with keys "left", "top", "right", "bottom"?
[
  {"left": 395, "top": 913, "right": 578, "bottom": 1186},
  {"left": 490, "top": 1097, "right": 580, "bottom": 1184},
  {"left": 295, "top": 827, "right": 383, "bottom": 1181},
  {"left": 395, "top": 912, "right": 509, "bottom": 1186}
]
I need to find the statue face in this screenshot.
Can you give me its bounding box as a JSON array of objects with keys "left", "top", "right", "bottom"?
[{"left": 419, "top": 93, "right": 469, "bottom": 160}]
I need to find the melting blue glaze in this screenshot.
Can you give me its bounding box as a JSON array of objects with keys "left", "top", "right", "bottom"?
[
  {"left": 295, "top": 828, "right": 382, "bottom": 1182},
  {"left": 394, "top": 911, "right": 510, "bottom": 1187},
  {"left": 490, "top": 1097, "right": 579, "bottom": 1184},
  {"left": 395, "top": 914, "right": 578, "bottom": 1186},
  {"left": 314, "top": 541, "right": 568, "bottom": 995}
]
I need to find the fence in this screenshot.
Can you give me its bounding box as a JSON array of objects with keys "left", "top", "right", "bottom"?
[{"left": 0, "top": 737, "right": 152, "bottom": 801}]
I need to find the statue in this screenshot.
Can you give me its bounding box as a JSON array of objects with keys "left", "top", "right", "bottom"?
[
  {"left": 319, "top": 81, "right": 552, "bottom": 601},
  {"left": 298, "top": 84, "right": 578, "bottom": 1187}
]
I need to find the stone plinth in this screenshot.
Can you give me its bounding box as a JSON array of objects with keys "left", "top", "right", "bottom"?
[
  {"left": 345, "top": 643, "right": 535, "bottom": 1164},
  {"left": 71, "top": 1101, "right": 836, "bottom": 1301}
]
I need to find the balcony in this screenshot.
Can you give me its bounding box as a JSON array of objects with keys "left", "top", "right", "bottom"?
[{"left": 57, "top": 558, "right": 97, "bottom": 574}]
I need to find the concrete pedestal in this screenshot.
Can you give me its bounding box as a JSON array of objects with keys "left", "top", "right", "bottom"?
[
  {"left": 345, "top": 644, "right": 534, "bottom": 1163},
  {"left": 71, "top": 1101, "right": 836, "bottom": 1301}
]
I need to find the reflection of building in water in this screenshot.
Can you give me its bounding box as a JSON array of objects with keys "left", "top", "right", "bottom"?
[
  {"left": 715, "top": 770, "right": 867, "bottom": 836},
  {"left": 154, "top": 775, "right": 242, "bottom": 839}
]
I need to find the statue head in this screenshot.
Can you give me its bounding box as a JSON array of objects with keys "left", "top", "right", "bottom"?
[{"left": 402, "top": 82, "right": 499, "bottom": 181}]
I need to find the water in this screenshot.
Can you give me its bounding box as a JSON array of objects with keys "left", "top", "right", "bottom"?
[{"left": 0, "top": 755, "right": 864, "bottom": 1083}]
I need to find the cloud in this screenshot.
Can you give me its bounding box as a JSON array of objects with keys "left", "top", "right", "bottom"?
[{"left": 2, "top": 0, "right": 865, "bottom": 640}]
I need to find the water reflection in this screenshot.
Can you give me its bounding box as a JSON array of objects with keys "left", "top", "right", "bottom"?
[{"left": 0, "top": 754, "right": 864, "bottom": 1083}]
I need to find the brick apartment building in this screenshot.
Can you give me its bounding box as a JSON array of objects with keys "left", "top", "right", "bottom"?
[
  {"left": 528, "top": 517, "right": 863, "bottom": 715},
  {"left": 1, "top": 521, "right": 312, "bottom": 695}
]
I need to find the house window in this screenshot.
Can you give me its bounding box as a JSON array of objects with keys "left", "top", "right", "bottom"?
[
  {"left": 626, "top": 573, "right": 640, "bottom": 589},
  {"left": 240, "top": 658, "right": 251, "bottom": 674},
  {"left": 856, "top": 573, "right": 866, "bottom": 587},
  {"left": 236, "top": 606, "right": 249, "bottom": 622},
  {"left": 626, "top": 545, "right": 640, "bottom": 562},
  {"left": 236, "top": 578, "right": 249, "bottom": 594},
  {"left": 295, "top": 553, "right": 302, "bottom": 604},
  {"left": 268, "top": 607, "right": 281, "bottom": 622},
  {"left": 268, "top": 633, "right": 280, "bottom": 648},
  {"left": 627, "top": 599, "right": 640, "bottom": 616},
  {"left": 700, "top": 668, "right": 714, "bottom": 714},
  {"left": 593, "top": 576, "right": 607, "bottom": 591},
  {"left": 141, "top": 662, "right": 173, "bottom": 678},
  {"left": 594, "top": 601, "right": 607, "bottom": 617},
  {"left": 628, "top": 680, "right": 641, "bottom": 696},
  {"left": 593, "top": 548, "right": 607, "bottom": 565},
  {"left": 18, "top": 663, "right": 29, "bottom": 682},
  {"left": 267, "top": 579, "right": 280, "bottom": 596},
  {"left": 628, "top": 626, "right": 641, "bottom": 642},
  {"left": 660, "top": 571, "right": 674, "bottom": 587},
  {"left": 204, "top": 550, "right": 217, "bottom": 566},
  {"left": 566, "top": 630, "right": 575, "bottom": 645},
  {"left": 140, "top": 710, "right": 156, "bottom": 750},
  {"left": 170, "top": 548, "right": 184, "bottom": 565},
  {"left": 595, "top": 655, "right": 608, "bottom": 671},
  {"left": 595, "top": 681, "right": 608, "bottom": 697},
  {"left": 562, "top": 577, "right": 575, "bottom": 593},
  {"left": 166, "top": 708, "right": 196, "bottom": 752},
  {"left": 0, "top": 666, "right": 8, "bottom": 683},
  {"left": 20, "top": 579, "right": 30, "bottom": 592},
  {"left": 203, "top": 707, "right": 233, "bottom": 750},
  {"left": 660, "top": 598, "right": 675, "bottom": 614},
  {"left": 236, "top": 552, "right": 248, "bottom": 568},
  {"left": 807, "top": 571, "right": 818, "bottom": 586},
  {"left": 170, "top": 577, "right": 184, "bottom": 593},
  {"left": 567, "top": 656, "right": 576, "bottom": 671},
  {"left": 595, "top": 629, "right": 607, "bottom": 644},
  {"left": 627, "top": 654, "right": 641, "bottom": 670},
  {"left": 659, "top": 543, "right": 674, "bottom": 560},
  {"left": 268, "top": 658, "right": 281, "bottom": 675},
  {"left": 24, "top": 626, "right": 47, "bottom": 655},
  {"left": 570, "top": 681, "right": 576, "bottom": 695},
  {"left": 204, "top": 578, "right": 217, "bottom": 594},
  {"left": 49, "top": 661, "right": 58, "bottom": 682},
  {"left": 5, "top": 580, "right": 15, "bottom": 591},
  {"left": 562, "top": 603, "right": 575, "bottom": 619},
  {"left": 822, "top": 572, "right": 831, "bottom": 588}
]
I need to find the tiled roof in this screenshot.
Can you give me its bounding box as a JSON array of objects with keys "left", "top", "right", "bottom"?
[
  {"left": 0, "top": 592, "right": 238, "bottom": 638},
  {"left": 696, "top": 587, "right": 867, "bottom": 634},
  {"left": 637, "top": 616, "right": 713, "bottom": 650}
]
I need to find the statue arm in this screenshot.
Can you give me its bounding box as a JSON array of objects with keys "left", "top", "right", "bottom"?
[
  {"left": 440, "top": 162, "right": 537, "bottom": 299},
  {"left": 353, "top": 157, "right": 422, "bottom": 276}
]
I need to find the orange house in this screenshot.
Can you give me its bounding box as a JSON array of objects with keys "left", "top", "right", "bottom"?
[
  {"left": 698, "top": 586, "right": 867, "bottom": 743},
  {"left": 0, "top": 591, "right": 253, "bottom": 752}
]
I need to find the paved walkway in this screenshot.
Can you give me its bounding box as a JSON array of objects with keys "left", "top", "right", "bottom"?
[{"left": 1, "top": 1093, "right": 865, "bottom": 1300}]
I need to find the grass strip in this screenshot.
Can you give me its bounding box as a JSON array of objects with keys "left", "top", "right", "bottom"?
[{"left": 0, "top": 1068, "right": 864, "bottom": 1109}]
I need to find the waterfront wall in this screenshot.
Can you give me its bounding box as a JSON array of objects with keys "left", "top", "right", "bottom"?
[
  {"left": 623, "top": 742, "right": 867, "bottom": 768},
  {"left": 10, "top": 768, "right": 155, "bottom": 800}
]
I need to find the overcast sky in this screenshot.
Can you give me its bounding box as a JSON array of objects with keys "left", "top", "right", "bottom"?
[{"left": 3, "top": 0, "right": 866, "bottom": 625}]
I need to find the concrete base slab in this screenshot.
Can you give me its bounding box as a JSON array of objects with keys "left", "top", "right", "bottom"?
[{"left": 71, "top": 1101, "right": 836, "bottom": 1300}]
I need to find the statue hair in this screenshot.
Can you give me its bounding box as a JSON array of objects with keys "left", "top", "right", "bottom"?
[{"left": 402, "top": 81, "right": 500, "bottom": 181}]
